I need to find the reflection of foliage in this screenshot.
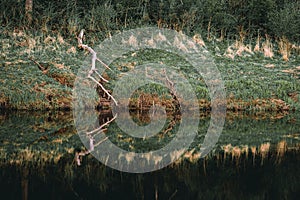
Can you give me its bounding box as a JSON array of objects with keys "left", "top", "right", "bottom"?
[
  {"left": 1, "top": 140, "right": 299, "bottom": 199},
  {"left": 2, "top": 110, "right": 299, "bottom": 166},
  {"left": 106, "top": 113, "right": 179, "bottom": 153},
  {"left": 0, "top": 111, "right": 77, "bottom": 156}
]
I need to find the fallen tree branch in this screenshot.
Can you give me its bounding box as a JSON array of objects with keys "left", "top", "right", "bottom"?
[
  {"left": 74, "top": 29, "right": 119, "bottom": 166},
  {"left": 29, "top": 57, "right": 48, "bottom": 73},
  {"left": 77, "top": 29, "right": 118, "bottom": 105}
]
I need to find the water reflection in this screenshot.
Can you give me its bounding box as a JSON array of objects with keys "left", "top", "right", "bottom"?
[
  {"left": 0, "top": 110, "right": 299, "bottom": 199},
  {"left": 1, "top": 149, "right": 299, "bottom": 199}
]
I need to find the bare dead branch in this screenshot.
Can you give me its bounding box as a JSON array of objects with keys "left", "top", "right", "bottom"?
[
  {"left": 88, "top": 76, "right": 118, "bottom": 105},
  {"left": 29, "top": 57, "right": 48, "bottom": 72},
  {"left": 77, "top": 29, "right": 118, "bottom": 105},
  {"left": 94, "top": 137, "right": 109, "bottom": 147},
  {"left": 163, "top": 69, "right": 176, "bottom": 96},
  {"left": 75, "top": 30, "right": 119, "bottom": 166}
]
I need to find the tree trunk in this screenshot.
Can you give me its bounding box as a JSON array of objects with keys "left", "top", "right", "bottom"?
[{"left": 25, "top": 0, "right": 33, "bottom": 24}]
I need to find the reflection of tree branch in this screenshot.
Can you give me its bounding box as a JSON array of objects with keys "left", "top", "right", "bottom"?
[
  {"left": 75, "top": 30, "right": 119, "bottom": 166},
  {"left": 74, "top": 114, "right": 117, "bottom": 166},
  {"left": 87, "top": 114, "right": 117, "bottom": 136},
  {"left": 77, "top": 29, "right": 118, "bottom": 105},
  {"left": 74, "top": 136, "right": 108, "bottom": 166},
  {"left": 94, "top": 137, "right": 109, "bottom": 147}
]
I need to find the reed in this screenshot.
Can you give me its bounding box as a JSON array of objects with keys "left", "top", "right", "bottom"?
[
  {"left": 262, "top": 35, "right": 274, "bottom": 58},
  {"left": 278, "top": 37, "right": 292, "bottom": 61},
  {"left": 254, "top": 33, "right": 260, "bottom": 52}
]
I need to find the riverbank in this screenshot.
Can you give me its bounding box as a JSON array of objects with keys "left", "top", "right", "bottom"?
[{"left": 0, "top": 30, "right": 299, "bottom": 111}]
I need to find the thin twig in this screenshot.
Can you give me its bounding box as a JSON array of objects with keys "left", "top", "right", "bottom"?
[
  {"left": 29, "top": 57, "right": 47, "bottom": 72},
  {"left": 92, "top": 70, "right": 109, "bottom": 82}
]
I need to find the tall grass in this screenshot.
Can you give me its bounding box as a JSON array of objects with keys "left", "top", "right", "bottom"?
[{"left": 1, "top": 0, "right": 299, "bottom": 43}]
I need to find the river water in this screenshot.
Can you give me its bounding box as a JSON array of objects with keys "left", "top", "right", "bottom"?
[{"left": 0, "top": 110, "right": 299, "bottom": 199}]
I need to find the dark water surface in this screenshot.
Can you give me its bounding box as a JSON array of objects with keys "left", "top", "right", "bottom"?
[{"left": 0, "top": 110, "right": 299, "bottom": 199}]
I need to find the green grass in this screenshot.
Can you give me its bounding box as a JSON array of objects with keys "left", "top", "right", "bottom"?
[
  {"left": 0, "top": 31, "right": 84, "bottom": 109},
  {"left": 0, "top": 30, "right": 299, "bottom": 110}
]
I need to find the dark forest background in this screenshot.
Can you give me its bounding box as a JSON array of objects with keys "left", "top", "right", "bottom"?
[{"left": 1, "top": 0, "right": 299, "bottom": 42}]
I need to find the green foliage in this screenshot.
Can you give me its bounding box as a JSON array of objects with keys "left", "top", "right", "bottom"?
[
  {"left": 0, "top": 0, "right": 299, "bottom": 42},
  {"left": 247, "top": 0, "right": 276, "bottom": 29},
  {"left": 268, "top": 1, "right": 300, "bottom": 42}
]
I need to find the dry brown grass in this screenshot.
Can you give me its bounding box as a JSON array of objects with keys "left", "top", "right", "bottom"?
[
  {"left": 291, "top": 44, "right": 300, "bottom": 55},
  {"left": 254, "top": 34, "right": 260, "bottom": 52},
  {"left": 67, "top": 46, "right": 77, "bottom": 54},
  {"left": 44, "top": 35, "right": 56, "bottom": 44},
  {"left": 224, "top": 45, "right": 235, "bottom": 59},
  {"left": 278, "top": 37, "right": 292, "bottom": 61},
  {"left": 262, "top": 35, "right": 274, "bottom": 58},
  {"left": 183, "top": 148, "right": 201, "bottom": 163},
  {"left": 57, "top": 33, "right": 65, "bottom": 44},
  {"left": 276, "top": 140, "right": 287, "bottom": 163},
  {"left": 193, "top": 34, "right": 206, "bottom": 47},
  {"left": 13, "top": 31, "right": 37, "bottom": 54},
  {"left": 259, "top": 142, "right": 270, "bottom": 165},
  {"left": 223, "top": 31, "right": 298, "bottom": 62},
  {"left": 224, "top": 28, "right": 254, "bottom": 59}
]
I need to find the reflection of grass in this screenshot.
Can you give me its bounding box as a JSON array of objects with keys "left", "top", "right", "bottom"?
[
  {"left": 2, "top": 145, "right": 299, "bottom": 200},
  {"left": 1, "top": 110, "right": 299, "bottom": 167},
  {"left": 0, "top": 111, "right": 299, "bottom": 200}
]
